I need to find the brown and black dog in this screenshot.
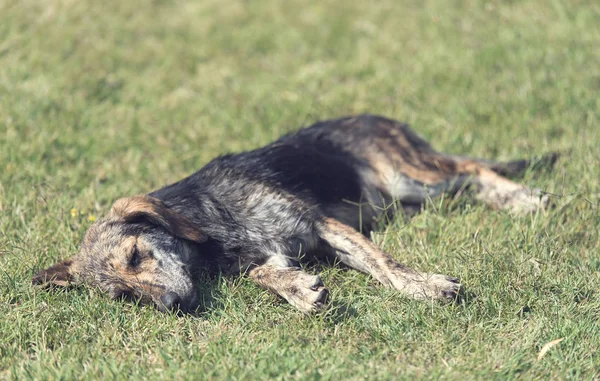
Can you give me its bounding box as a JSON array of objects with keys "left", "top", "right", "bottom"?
[{"left": 32, "top": 115, "right": 556, "bottom": 313}]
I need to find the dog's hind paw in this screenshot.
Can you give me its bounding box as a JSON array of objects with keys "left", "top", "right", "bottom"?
[
  {"left": 506, "top": 188, "right": 550, "bottom": 214},
  {"left": 478, "top": 185, "right": 551, "bottom": 214}
]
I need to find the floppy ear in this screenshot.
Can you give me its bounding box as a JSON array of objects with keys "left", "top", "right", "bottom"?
[
  {"left": 32, "top": 259, "right": 77, "bottom": 287},
  {"left": 110, "top": 195, "right": 208, "bottom": 243}
]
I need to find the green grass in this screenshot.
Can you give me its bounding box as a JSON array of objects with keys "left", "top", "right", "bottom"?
[{"left": 1, "top": 0, "right": 599, "bottom": 379}]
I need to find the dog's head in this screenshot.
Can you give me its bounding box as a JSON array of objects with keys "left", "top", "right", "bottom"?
[{"left": 32, "top": 195, "right": 207, "bottom": 313}]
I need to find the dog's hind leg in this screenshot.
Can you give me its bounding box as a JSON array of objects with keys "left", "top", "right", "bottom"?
[
  {"left": 317, "top": 217, "right": 461, "bottom": 301},
  {"left": 453, "top": 160, "right": 552, "bottom": 214},
  {"left": 466, "top": 152, "right": 560, "bottom": 178},
  {"left": 248, "top": 264, "right": 329, "bottom": 313},
  {"left": 368, "top": 152, "right": 553, "bottom": 215}
]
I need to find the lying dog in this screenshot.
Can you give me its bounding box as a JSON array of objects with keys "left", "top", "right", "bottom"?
[{"left": 33, "top": 115, "right": 556, "bottom": 313}]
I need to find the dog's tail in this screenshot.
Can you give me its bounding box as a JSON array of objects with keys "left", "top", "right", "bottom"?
[{"left": 480, "top": 152, "right": 561, "bottom": 178}]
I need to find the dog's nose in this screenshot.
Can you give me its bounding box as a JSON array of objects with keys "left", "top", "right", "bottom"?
[{"left": 159, "top": 292, "right": 182, "bottom": 311}]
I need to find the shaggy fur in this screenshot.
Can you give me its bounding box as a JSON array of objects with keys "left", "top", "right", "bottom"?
[{"left": 32, "top": 115, "right": 556, "bottom": 313}]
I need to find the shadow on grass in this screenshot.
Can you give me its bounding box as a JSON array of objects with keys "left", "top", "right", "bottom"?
[
  {"left": 455, "top": 287, "right": 477, "bottom": 307},
  {"left": 323, "top": 300, "right": 359, "bottom": 324}
]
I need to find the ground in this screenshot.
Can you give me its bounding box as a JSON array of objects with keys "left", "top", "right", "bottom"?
[{"left": 1, "top": 0, "right": 599, "bottom": 379}]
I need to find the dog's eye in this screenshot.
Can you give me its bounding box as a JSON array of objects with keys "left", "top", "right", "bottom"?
[{"left": 130, "top": 246, "right": 141, "bottom": 267}]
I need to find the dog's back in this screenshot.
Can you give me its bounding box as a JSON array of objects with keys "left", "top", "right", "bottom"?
[{"left": 151, "top": 114, "right": 459, "bottom": 238}]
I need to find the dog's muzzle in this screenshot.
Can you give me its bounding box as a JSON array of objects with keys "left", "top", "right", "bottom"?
[{"left": 157, "top": 291, "right": 198, "bottom": 313}]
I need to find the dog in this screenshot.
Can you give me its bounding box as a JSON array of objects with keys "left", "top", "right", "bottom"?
[{"left": 32, "top": 115, "right": 557, "bottom": 313}]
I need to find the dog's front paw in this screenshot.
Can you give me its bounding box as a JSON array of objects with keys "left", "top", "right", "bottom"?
[
  {"left": 286, "top": 273, "right": 330, "bottom": 313},
  {"left": 411, "top": 273, "right": 462, "bottom": 302}
]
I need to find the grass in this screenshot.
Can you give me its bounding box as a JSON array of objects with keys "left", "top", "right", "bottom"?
[{"left": 1, "top": 0, "right": 599, "bottom": 379}]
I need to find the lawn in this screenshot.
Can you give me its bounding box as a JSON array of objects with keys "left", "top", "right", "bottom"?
[{"left": 1, "top": 0, "right": 599, "bottom": 379}]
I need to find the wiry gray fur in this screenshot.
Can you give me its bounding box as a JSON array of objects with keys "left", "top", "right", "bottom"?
[{"left": 32, "top": 114, "right": 556, "bottom": 313}]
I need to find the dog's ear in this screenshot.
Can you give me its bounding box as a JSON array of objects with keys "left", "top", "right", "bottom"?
[
  {"left": 32, "top": 258, "right": 77, "bottom": 287},
  {"left": 110, "top": 195, "right": 208, "bottom": 243}
]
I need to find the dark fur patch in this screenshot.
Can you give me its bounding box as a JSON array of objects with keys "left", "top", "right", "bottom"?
[{"left": 32, "top": 260, "right": 75, "bottom": 287}]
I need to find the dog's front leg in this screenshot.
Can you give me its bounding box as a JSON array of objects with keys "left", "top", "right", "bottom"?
[
  {"left": 248, "top": 265, "right": 329, "bottom": 313},
  {"left": 317, "top": 217, "right": 461, "bottom": 301}
]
